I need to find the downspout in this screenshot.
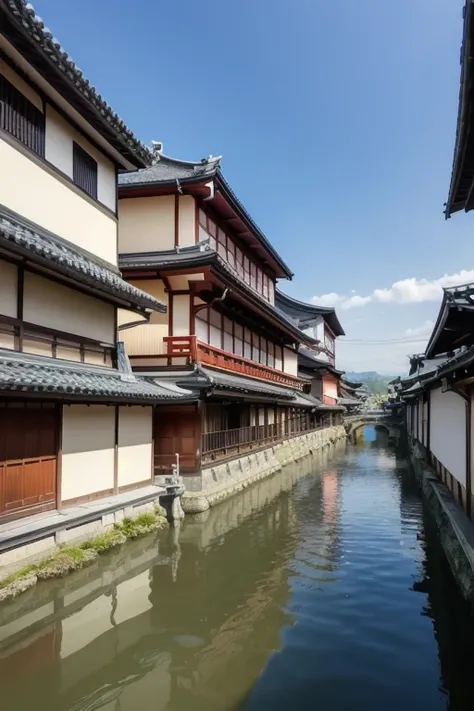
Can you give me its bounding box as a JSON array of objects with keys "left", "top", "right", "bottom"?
[{"left": 446, "top": 380, "right": 471, "bottom": 518}]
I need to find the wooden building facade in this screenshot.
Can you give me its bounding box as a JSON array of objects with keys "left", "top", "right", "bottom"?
[
  {"left": 117, "top": 147, "right": 332, "bottom": 474},
  {"left": 0, "top": 2, "right": 190, "bottom": 522}
]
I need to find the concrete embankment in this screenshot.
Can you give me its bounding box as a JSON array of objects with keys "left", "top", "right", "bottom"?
[{"left": 409, "top": 443, "right": 474, "bottom": 607}]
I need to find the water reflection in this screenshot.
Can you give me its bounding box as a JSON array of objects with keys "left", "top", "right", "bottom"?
[{"left": 0, "top": 438, "right": 473, "bottom": 710}]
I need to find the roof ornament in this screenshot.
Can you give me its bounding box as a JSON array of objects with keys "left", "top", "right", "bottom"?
[{"left": 151, "top": 141, "right": 164, "bottom": 163}]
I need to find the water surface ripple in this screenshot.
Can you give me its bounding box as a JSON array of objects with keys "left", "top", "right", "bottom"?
[{"left": 1, "top": 429, "right": 474, "bottom": 711}]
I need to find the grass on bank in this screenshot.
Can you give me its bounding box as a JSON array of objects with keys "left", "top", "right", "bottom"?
[{"left": 0, "top": 509, "right": 167, "bottom": 601}]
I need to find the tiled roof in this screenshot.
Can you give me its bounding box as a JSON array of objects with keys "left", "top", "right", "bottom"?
[
  {"left": 275, "top": 290, "right": 345, "bottom": 337},
  {"left": 0, "top": 207, "right": 165, "bottom": 313},
  {"left": 0, "top": 350, "right": 192, "bottom": 402},
  {"left": 338, "top": 396, "right": 360, "bottom": 406},
  {"left": 119, "top": 243, "right": 309, "bottom": 341},
  {"left": 425, "top": 282, "right": 474, "bottom": 357},
  {"left": 3, "top": 1, "right": 152, "bottom": 168},
  {"left": 291, "top": 391, "right": 322, "bottom": 409},
  {"left": 186, "top": 366, "right": 296, "bottom": 400},
  {"left": 118, "top": 150, "right": 221, "bottom": 185},
  {"left": 119, "top": 151, "right": 293, "bottom": 280}
]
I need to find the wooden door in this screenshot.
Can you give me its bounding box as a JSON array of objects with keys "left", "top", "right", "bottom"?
[
  {"left": 0, "top": 404, "right": 57, "bottom": 520},
  {"left": 154, "top": 406, "right": 199, "bottom": 472}
]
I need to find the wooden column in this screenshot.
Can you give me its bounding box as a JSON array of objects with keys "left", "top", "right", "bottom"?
[{"left": 113, "top": 405, "right": 119, "bottom": 495}]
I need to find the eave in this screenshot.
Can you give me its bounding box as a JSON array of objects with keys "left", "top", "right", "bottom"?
[
  {"left": 275, "top": 289, "right": 345, "bottom": 337},
  {"left": 118, "top": 172, "right": 293, "bottom": 280},
  {"left": 1, "top": 0, "right": 151, "bottom": 169},
  {"left": 120, "top": 248, "right": 311, "bottom": 345},
  {"left": 445, "top": 0, "right": 474, "bottom": 217}
]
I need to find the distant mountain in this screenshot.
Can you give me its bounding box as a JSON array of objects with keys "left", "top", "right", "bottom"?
[
  {"left": 345, "top": 371, "right": 399, "bottom": 382},
  {"left": 345, "top": 371, "right": 398, "bottom": 396}
]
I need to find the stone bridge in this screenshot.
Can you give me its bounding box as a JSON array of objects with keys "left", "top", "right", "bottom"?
[{"left": 343, "top": 412, "right": 404, "bottom": 444}]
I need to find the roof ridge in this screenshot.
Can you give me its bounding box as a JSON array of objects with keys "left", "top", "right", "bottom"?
[{"left": 4, "top": 0, "right": 152, "bottom": 167}]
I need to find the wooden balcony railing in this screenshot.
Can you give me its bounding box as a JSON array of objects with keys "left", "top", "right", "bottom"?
[
  {"left": 202, "top": 420, "right": 333, "bottom": 461},
  {"left": 163, "top": 335, "right": 304, "bottom": 390}
]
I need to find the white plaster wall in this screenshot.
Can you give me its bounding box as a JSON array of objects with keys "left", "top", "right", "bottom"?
[
  {"left": 429, "top": 387, "right": 466, "bottom": 486},
  {"left": 172, "top": 294, "right": 190, "bottom": 336},
  {"left": 23, "top": 272, "right": 115, "bottom": 343},
  {"left": 0, "top": 138, "right": 117, "bottom": 264},
  {"left": 118, "top": 406, "right": 153, "bottom": 487},
  {"left": 61, "top": 405, "right": 115, "bottom": 501},
  {"left": 0, "top": 259, "right": 17, "bottom": 318},
  {"left": 118, "top": 196, "right": 175, "bottom": 253},
  {"left": 45, "top": 106, "right": 116, "bottom": 212},
  {"left": 178, "top": 195, "right": 196, "bottom": 246},
  {"left": 283, "top": 348, "right": 298, "bottom": 376}
]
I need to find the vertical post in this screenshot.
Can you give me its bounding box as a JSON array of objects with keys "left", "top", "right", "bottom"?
[
  {"left": 17, "top": 264, "right": 24, "bottom": 352},
  {"left": 174, "top": 194, "right": 180, "bottom": 247},
  {"left": 114, "top": 405, "right": 119, "bottom": 494},
  {"left": 56, "top": 403, "right": 63, "bottom": 511}
]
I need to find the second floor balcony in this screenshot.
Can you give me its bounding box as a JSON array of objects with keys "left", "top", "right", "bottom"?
[{"left": 125, "top": 328, "right": 304, "bottom": 391}]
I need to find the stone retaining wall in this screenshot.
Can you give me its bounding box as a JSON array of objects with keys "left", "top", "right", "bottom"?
[
  {"left": 409, "top": 440, "right": 474, "bottom": 607},
  {"left": 182, "top": 425, "right": 347, "bottom": 514}
]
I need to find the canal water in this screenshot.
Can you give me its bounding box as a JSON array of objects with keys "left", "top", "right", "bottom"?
[{"left": 1, "top": 428, "right": 474, "bottom": 711}]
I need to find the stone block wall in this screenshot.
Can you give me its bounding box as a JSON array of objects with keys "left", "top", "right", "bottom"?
[{"left": 182, "top": 425, "right": 346, "bottom": 514}]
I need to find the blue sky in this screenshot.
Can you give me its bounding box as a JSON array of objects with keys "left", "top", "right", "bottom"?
[{"left": 36, "top": 0, "right": 470, "bottom": 374}]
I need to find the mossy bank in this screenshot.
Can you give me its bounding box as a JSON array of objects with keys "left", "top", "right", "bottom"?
[{"left": 0, "top": 509, "right": 167, "bottom": 604}]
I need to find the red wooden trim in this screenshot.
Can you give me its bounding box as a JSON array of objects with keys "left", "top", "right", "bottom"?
[
  {"left": 189, "top": 289, "right": 195, "bottom": 335},
  {"left": 197, "top": 340, "right": 303, "bottom": 389},
  {"left": 61, "top": 488, "right": 115, "bottom": 507},
  {"left": 174, "top": 194, "right": 180, "bottom": 247},
  {"left": 56, "top": 403, "right": 63, "bottom": 510}
]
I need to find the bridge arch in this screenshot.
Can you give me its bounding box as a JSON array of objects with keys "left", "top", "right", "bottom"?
[{"left": 344, "top": 415, "right": 403, "bottom": 440}]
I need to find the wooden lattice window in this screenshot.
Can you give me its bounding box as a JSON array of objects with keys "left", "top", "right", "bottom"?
[
  {"left": 73, "top": 141, "right": 98, "bottom": 199},
  {"left": 0, "top": 74, "right": 45, "bottom": 156}
]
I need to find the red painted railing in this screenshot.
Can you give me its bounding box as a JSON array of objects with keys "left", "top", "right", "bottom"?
[{"left": 163, "top": 336, "right": 304, "bottom": 390}]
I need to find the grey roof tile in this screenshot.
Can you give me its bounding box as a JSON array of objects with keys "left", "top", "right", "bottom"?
[
  {"left": 118, "top": 151, "right": 293, "bottom": 279},
  {"left": 198, "top": 367, "right": 296, "bottom": 399},
  {"left": 275, "top": 290, "right": 345, "bottom": 337},
  {"left": 4, "top": 1, "right": 152, "bottom": 168},
  {"left": 118, "top": 151, "right": 221, "bottom": 185},
  {"left": 0, "top": 207, "right": 165, "bottom": 313},
  {"left": 0, "top": 349, "right": 193, "bottom": 402}
]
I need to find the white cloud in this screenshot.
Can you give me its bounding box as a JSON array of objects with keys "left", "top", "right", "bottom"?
[
  {"left": 312, "top": 268, "right": 474, "bottom": 310},
  {"left": 404, "top": 319, "right": 434, "bottom": 337}
]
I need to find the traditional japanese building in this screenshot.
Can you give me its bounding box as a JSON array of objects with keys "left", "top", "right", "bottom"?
[
  {"left": 338, "top": 378, "right": 363, "bottom": 413},
  {"left": 400, "top": 283, "right": 474, "bottom": 521},
  {"left": 275, "top": 290, "right": 346, "bottom": 423},
  {"left": 0, "top": 1, "right": 190, "bottom": 523},
  {"left": 117, "top": 146, "right": 346, "bottom": 508}
]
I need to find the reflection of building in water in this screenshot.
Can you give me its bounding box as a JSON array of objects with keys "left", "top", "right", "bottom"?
[
  {"left": 412, "top": 513, "right": 474, "bottom": 709},
  {"left": 0, "top": 468, "right": 303, "bottom": 711}
]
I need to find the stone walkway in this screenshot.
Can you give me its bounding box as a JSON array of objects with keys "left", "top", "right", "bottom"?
[{"left": 0, "top": 485, "right": 165, "bottom": 556}]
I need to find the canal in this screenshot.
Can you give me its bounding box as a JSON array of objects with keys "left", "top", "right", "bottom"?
[{"left": 1, "top": 428, "right": 474, "bottom": 711}]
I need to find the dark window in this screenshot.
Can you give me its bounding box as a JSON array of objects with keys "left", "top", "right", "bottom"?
[
  {"left": 0, "top": 74, "right": 45, "bottom": 156},
  {"left": 73, "top": 142, "right": 98, "bottom": 199}
]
